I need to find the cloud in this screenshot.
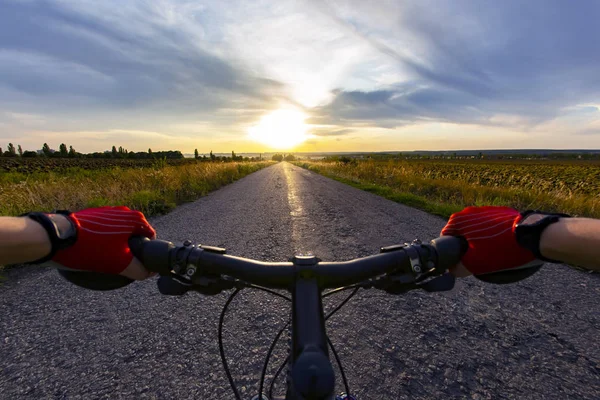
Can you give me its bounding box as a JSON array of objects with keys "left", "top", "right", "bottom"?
[
  {"left": 311, "top": 86, "right": 479, "bottom": 129},
  {"left": 1, "top": 0, "right": 600, "bottom": 151},
  {"left": 310, "top": 128, "right": 355, "bottom": 137},
  {"left": 0, "top": 0, "right": 284, "bottom": 117},
  {"left": 312, "top": 0, "right": 600, "bottom": 130}
]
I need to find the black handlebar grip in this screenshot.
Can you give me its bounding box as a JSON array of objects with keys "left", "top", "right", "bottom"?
[
  {"left": 430, "top": 235, "right": 467, "bottom": 272},
  {"left": 128, "top": 236, "right": 175, "bottom": 275},
  {"left": 128, "top": 236, "right": 150, "bottom": 264}
]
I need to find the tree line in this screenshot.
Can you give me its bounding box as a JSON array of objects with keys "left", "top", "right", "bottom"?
[
  {"left": 1, "top": 142, "right": 281, "bottom": 162},
  {"left": 0, "top": 143, "right": 181, "bottom": 159},
  {"left": 271, "top": 154, "right": 296, "bottom": 161},
  {"left": 192, "top": 150, "right": 263, "bottom": 162}
]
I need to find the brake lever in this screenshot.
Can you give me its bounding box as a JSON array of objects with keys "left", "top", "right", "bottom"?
[
  {"left": 157, "top": 273, "right": 239, "bottom": 296},
  {"left": 419, "top": 273, "right": 455, "bottom": 292},
  {"left": 157, "top": 275, "right": 193, "bottom": 295},
  {"left": 372, "top": 271, "right": 455, "bottom": 294}
]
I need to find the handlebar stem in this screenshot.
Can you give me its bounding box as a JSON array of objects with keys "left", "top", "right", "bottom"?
[{"left": 290, "top": 276, "right": 335, "bottom": 400}]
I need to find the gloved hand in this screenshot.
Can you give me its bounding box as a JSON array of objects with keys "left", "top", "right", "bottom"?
[
  {"left": 441, "top": 206, "right": 543, "bottom": 281},
  {"left": 51, "top": 206, "right": 156, "bottom": 279}
]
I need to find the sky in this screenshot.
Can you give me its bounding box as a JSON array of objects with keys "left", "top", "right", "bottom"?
[{"left": 1, "top": 0, "right": 600, "bottom": 153}]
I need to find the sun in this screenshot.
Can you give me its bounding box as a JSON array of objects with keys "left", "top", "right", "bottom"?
[{"left": 248, "top": 109, "right": 309, "bottom": 149}]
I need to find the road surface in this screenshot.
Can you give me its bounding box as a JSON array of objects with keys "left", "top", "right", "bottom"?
[{"left": 1, "top": 162, "right": 599, "bottom": 399}]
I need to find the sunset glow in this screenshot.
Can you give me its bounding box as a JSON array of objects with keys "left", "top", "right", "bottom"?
[{"left": 248, "top": 109, "right": 309, "bottom": 149}]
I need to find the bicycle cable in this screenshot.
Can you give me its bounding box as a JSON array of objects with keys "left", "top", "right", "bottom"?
[
  {"left": 323, "top": 284, "right": 362, "bottom": 298},
  {"left": 218, "top": 288, "right": 243, "bottom": 400},
  {"left": 222, "top": 285, "right": 360, "bottom": 399},
  {"left": 268, "top": 286, "right": 361, "bottom": 398},
  {"left": 323, "top": 287, "right": 360, "bottom": 397},
  {"left": 245, "top": 283, "right": 292, "bottom": 302},
  {"left": 325, "top": 287, "right": 360, "bottom": 320},
  {"left": 327, "top": 335, "right": 351, "bottom": 397},
  {"left": 269, "top": 354, "right": 290, "bottom": 399},
  {"left": 260, "top": 318, "right": 291, "bottom": 399}
]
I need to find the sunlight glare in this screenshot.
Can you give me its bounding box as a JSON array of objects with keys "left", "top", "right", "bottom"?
[{"left": 248, "top": 109, "right": 309, "bottom": 149}]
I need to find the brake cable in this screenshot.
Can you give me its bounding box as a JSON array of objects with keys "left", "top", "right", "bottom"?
[{"left": 218, "top": 288, "right": 243, "bottom": 400}]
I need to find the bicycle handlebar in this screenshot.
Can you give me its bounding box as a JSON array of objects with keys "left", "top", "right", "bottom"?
[
  {"left": 57, "top": 235, "right": 465, "bottom": 294},
  {"left": 126, "top": 235, "right": 464, "bottom": 293}
]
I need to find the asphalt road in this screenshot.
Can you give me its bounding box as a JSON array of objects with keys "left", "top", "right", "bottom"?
[{"left": 1, "top": 162, "right": 599, "bottom": 400}]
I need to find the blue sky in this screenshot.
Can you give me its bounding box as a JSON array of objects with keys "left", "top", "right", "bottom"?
[{"left": 1, "top": 0, "right": 599, "bottom": 153}]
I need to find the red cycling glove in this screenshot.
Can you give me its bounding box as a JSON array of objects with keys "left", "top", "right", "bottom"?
[
  {"left": 441, "top": 206, "right": 540, "bottom": 276},
  {"left": 52, "top": 206, "right": 156, "bottom": 274}
]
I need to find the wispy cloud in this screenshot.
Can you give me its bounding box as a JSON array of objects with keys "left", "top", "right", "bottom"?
[
  {"left": 311, "top": 128, "right": 355, "bottom": 137},
  {"left": 312, "top": 0, "right": 600, "bottom": 128}
]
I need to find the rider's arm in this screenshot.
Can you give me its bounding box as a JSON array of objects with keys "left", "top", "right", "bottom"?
[
  {"left": 442, "top": 206, "right": 600, "bottom": 280},
  {"left": 0, "top": 208, "right": 156, "bottom": 280},
  {"left": 450, "top": 216, "right": 600, "bottom": 277},
  {"left": 540, "top": 217, "right": 600, "bottom": 270},
  {"left": 0, "top": 216, "right": 57, "bottom": 264}
]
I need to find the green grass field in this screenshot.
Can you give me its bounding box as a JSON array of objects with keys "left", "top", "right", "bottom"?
[
  {"left": 0, "top": 160, "right": 272, "bottom": 216},
  {"left": 295, "top": 159, "right": 600, "bottom": 218}
]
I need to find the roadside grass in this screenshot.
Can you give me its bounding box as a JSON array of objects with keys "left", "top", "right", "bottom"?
[
  {"left": 295, "top": 160, "right": 600, "bottom": 273},
  {"left": 0, "top": 161, "right": 272, "bottom": 217},
  {"left": 324, "top": 175, "right": 463, "bottom": 218},
  {"left": 0, "top": 161, "right": 272, "bottom": 275},
  {"left": 294, "top": 160, "right": 600, "bottom": 219}
]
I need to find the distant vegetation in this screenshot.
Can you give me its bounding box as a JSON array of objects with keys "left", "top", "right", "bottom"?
[
  {"left": 0, "top": 142, "right": 265, "bottom": 174},
  {"left": 0, "top": 161, "right": 272, "bottom": 216},
  {"left": 271, "top": 153, "right": 296, "bottom": 162},
  {"left": 0, "top": 142, "right": 271, "bottom": 216},
  {"left": 1, "top": 142, "right": 185, "bottom": 159},
  {"left": 296, "top": 158, "right": 600, "bottom": 219},
  {"left": 306, "top": 149, "right": 600, "bottom": 161},
  {"left": 0, "top": 142, "right": 264, "bottom": 162},
  {"left": 0, "top": 158, "right": 197, "bottom": 174}
]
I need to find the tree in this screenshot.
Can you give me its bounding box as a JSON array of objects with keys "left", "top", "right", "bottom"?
[
  {"left": 68, "top": 146, "right": 77, "bottom": 158},
  {"left": 17, "top": 145, "right": 23, "bottom": 157},
  {"left": 7, "top": 143, "right": 16, "bottom": 157},
  {"left": 284, "top": 154, "right": 296, "bottom": 161},
  {"left": 0, "top": 147, "right": 3, "bottom": 157},
  {"left": 148, "top": 148, "right": 153, "bottom": 155},
  {"left": 272, "top": 153, "right": 283, "bottom": 162},
  {"left": 22, "top": 150, "right": 37, "bottom": 158},
  {"left": 112, "top": 146, "right": 118, "bottom": 158},
  {"left": 210, "top": 150, "right": 216, "bottom": 161},
  {"left": 59, "top": 143, "right": 68, "bottom": 157},
  {"left": 42, "top": 143, "right": 52, "bottom": 157},
  {"left": 194, "top": 149, "right": 199, "bottom": 159}
]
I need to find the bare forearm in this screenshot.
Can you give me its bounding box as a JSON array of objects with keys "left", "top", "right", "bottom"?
[
  {"left": 540, "top": 218, "right": 600, "bottom": 270},
  {"left": 0, "top": 217, "right": 52, "bottom": 265}
]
